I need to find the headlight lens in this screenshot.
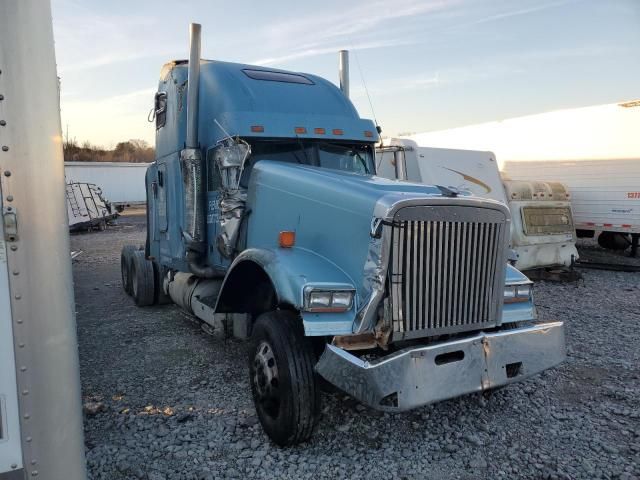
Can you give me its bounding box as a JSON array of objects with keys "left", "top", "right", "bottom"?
[
  {"left": 309, "top": 291, "right": 332, "bottom": 309},
  {"left": 504, "top": 283, "right": 532, "bottom": 303},
  {"left": 306, "top": 289, "right": 354, "bottom": 312},
  {"left": 516, "top": 284, "right": 531, "bottom": 298},
  {"left": 331, "top": 291, "right": 353, "bottom": 309}
]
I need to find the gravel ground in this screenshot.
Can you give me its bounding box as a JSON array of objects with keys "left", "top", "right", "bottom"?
[{"left": 71, "top": 210, "right": 640, "bottom": 480}]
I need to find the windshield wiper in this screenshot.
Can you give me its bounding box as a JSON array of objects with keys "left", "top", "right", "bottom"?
[
  {"left": 294, "top": 136, "right": 310, "bottom": 165},
  {"left": 316, "top": 141, "right": 370, "bottom": 173},
  {"left": 352, "top": 150, "right": 370, "bottom": 174}
]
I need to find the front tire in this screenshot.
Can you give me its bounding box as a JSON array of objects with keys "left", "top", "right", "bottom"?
[{"left": 249, "top": 310, "right": 320, "bottom": 446}]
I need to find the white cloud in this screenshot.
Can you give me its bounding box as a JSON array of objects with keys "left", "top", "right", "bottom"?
[
  {"left": 252, "top": 0, "right": 464, "bottom": 65},
  {"left": 253, "top": 38, "right": 415, "bottom": 66},
  {"left": 447, "top": 0, "right": 581, "bottom": 30}
]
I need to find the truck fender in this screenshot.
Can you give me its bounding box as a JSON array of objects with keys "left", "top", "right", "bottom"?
[
  {"left": 215, "top": 247, "right": 357, "bottom": 336},
  {"left": 503, "top": 263, "right": 536, "bottom": 324},
  {"left": 505, "top": 263, "right": 529, "bottom": 284}
]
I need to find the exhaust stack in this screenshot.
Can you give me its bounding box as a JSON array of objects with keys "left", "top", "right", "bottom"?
[
  {"left": 186, "top": 23, "right": 201, "bottom": 148},
  {"left": 181, "top": 22, "right": 210, "bottom": 275},
  {"left": 339, "top": 50, "right": 349, "bottom": 98}
]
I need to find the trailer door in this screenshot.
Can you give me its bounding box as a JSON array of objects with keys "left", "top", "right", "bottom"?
[{"left": 0, "top": 188, "right": 24, "bottom": 477}]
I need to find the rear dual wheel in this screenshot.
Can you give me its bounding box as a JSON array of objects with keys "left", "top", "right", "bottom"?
[
  {"left": 121, "top": 245, "right": 169, "bottom": 306},
  {"left": 248, "top": 310, "right": 320, "bottom": 446},
  {"left": 130, "top": 250, "right": 155, "bottom": 306},
  {"left": 120, "top": 245, "right": 139, "bottom": 295}
]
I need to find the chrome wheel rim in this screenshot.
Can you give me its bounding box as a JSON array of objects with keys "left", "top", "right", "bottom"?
[{"left": 253, "top": 341, "right": 280, "bottom": 418}]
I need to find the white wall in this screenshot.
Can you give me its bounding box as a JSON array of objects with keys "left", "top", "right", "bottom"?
[{"left": 65, "top": 162, "right": 149, "bottom": 204}]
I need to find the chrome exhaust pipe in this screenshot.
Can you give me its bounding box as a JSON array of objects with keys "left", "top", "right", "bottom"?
[
  {"left": 339, "top": 49, "right": 349, "bottom": 98},
  {"left": 186, "top": 22, "right": 201, "bottom": 148},
  {"left": 181, "top": 23, "right": 207, "bottom": 268}
]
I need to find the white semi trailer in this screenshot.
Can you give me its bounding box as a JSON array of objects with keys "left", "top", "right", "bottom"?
[
  {"left": 377, "top": 140, "right": 579, "bottom": 271},
  {"left": 0, "top": 1, "right": 87, "bottom": 479},
  {"left": 502, "top": 158, "right": 640, "bottom": 256},
  {"left": 65, "top": 161, "right": 149, "bottom": 210}
]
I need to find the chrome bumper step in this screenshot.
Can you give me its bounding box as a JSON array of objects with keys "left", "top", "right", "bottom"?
[{"left": 316, "top": 321, "right": 565, "bottom": 411}]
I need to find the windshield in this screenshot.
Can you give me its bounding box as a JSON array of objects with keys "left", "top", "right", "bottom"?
[{"left": 239, "top": 140, "right": 375, "bottom": 188}]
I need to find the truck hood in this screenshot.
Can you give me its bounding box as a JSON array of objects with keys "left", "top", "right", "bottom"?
[
  {"left": 251, "top": 162, "right": 447, "bottom": 215},
  {"left": 246, "top": 161, "right": 514, "bottom": 332},
  {"left": 247, "top": 162, "right": 450, "bottom": 305}
]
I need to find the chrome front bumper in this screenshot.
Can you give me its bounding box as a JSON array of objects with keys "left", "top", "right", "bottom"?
[{"left": 316, "top": 321, "right": 565, "bottom": 411}]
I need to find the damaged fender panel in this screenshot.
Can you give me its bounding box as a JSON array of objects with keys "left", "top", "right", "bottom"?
[
  {"left": 217, "top": 189, "right": 247, "bottom": 257},
  {"left": 316, "top": 321, "right": 565, "bottom": 411},
  {"left": 215, "top": 247, "right": 358, "bottom": 336}
]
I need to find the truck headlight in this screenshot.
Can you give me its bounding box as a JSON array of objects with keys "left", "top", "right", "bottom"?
[
  {"left": 504, "top": 284, "right": 532, "bottom": 303},
  {"left": 305, "top": 288, "right": 354, "bottom": 312}
]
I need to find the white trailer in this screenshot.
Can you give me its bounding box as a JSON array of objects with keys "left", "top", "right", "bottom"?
[
  {"left": 64, "top": 161, "right": 149, "bottom": 209},
  {"left": 1, "top": 1, "right": 86, "bottom": 478},
  {"left": 377, "top": 140, "right": 579, "bottom": 270},
  {"left": 502, "top": 158, "right": 640, "bottom": 254}
]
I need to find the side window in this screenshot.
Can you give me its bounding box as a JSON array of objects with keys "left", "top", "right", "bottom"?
[
  {"left": 154, "top": 92, "right": 167, "bottom": 129},
  {"left": 206, "top": 147, "right": 222, "bottom": 191}
]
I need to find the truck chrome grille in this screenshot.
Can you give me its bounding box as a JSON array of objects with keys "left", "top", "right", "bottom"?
[{"left": 388, "top": 206, "right": 507, "bottom": 340}]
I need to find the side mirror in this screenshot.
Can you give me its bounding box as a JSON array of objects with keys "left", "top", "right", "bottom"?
[{"left": 154, "top": 92, "right": 167, "bottom": 129}]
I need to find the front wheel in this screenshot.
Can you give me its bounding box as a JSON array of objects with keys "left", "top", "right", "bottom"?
[{"left": 249, "top": 310, "right": 320, "bottom": 446}]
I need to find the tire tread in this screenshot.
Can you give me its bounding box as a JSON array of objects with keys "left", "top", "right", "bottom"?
[
  {"left": 132, "top": 250, "right": 155, "bottom": 306},
  {"left": 250, "top": 310, "right": 319, "bottom": 445}
]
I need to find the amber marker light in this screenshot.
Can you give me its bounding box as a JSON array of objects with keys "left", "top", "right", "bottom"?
[
  {"left": 251, "top": 125, "right": 265, "bottom": 133},
  {"left": 314, "top": 127, "right": 326, "bottom": 134},
  {"left": 332, "top": 129, "right": 344, "bottom": 135},
  {"left": 279, "top": 231, "right": 296, "bottom": 248},
  {"left": 364, "top": 130, "right": 374, "bottom": 137},
  {"left": 294, "top": 127, "right": 307, "bottom": 134}
]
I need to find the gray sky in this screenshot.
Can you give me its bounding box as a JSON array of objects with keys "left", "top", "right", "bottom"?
[{"left": 51, "top": 0, "right": 640, "bottom": 148}]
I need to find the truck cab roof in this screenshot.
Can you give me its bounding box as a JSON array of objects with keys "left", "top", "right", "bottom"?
[{"left": 155, "top": 59, "right": 378, "bottom": 157}]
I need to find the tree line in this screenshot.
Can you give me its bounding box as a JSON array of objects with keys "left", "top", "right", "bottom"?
[{"left": 64, "top": 138, "right": 155, "bottom": 163}]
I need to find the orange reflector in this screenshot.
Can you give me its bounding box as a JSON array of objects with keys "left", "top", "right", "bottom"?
[
  {"left": 279, "top": 231, "right": 296, "bottom": 248},
  {"left": 314, "top": 127, "right": 326, "bottom": 134},
  {"left": 294, "top": 127, "right": 307, "bottom": 134},
  {"left": 364, "top": 130, "right": 373, "bottom": 137},
  {"left": 332, "top": 129, "right": 344, "bottom": 135},
  {"left": 251, "top": 125, "right": 265, "bottom": 133}
]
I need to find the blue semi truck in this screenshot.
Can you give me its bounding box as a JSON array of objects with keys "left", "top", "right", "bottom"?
[{"left": 120, "top": 24, "right": 565, "bottom": 446}]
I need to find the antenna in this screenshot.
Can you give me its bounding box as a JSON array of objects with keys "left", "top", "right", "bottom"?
[{"left": 349, "top": 47, "right": 381, "bottom": 136}]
